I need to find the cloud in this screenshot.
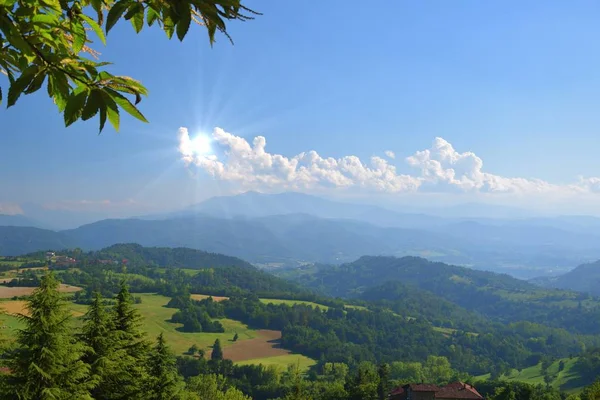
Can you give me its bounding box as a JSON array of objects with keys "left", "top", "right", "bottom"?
[
  {"left": 178, "top": 127, "right": 419, "bottom": 192},
  {"left": 405, "top": 137, "right": 557, "bottom": 194},
  {"left": 0, "top": 203, "right": 23, "bottom": 215},
  {"left": 177, "top": 127, "right": 600, "bottom": 197}
]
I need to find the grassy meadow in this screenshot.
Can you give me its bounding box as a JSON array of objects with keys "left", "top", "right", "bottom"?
[{"left": 475, "top": 357, "right": 585, "bottom": 393}]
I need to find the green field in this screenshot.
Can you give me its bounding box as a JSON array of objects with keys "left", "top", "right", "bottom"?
[
  {"left": 1, "top": 293, "right": 316, "bottom": 369},
  {"left": 129, "top": 293, "right": 259, "bottom": 355},
  {"left": 237, "top": 354, "right": 316, "bottom": 371},
  {"left": 475, "top": 358, "right": 585, "bottom": 393}
]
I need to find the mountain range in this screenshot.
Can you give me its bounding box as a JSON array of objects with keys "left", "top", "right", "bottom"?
[{"left": 3, "top": 191, "right": 600, "bottom": 279}]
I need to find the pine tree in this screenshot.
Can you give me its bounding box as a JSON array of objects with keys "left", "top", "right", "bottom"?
[
  {"left": 3, "top": 273, "right": 92, "bottom": 399},
  {"left": 233, "top": 333, "right": 239, "bottom": 342},
  {"left": 211, "top": 339, "right": 224, "bottom": 361},
  {"left": 103, "top": 281, "right": 151, "bottom": 400},
  {"left": 79, "top": 292, "right": 116, "bottom": 398},
  {"left": 148, "top": 333, "right": 183, "bottom": 400}
]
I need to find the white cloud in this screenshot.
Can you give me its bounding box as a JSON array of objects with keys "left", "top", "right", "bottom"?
[
  {"left": 405, "top": 137, "right": 558, "bottom": 194},
  {"left": 177, "top": 127, "right": 419, "bottom": 192},
  {"left": 0, "top": 203, "right": 23, "bottom": 215},
  {"left": 177, "top": 127, "right": 600, "bottom": 197}
]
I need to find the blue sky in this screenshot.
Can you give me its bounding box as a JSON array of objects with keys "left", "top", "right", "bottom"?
[{"left": 3, "top": 1, "right": 600, "bottom": 217}]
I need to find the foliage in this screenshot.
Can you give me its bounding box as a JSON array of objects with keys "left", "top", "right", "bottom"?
[
  {"left": 211, "top": 339, "right": 223, "bottom": 361},
  {"left": 2, "top": 273, "right": 93, "bottom": 399},
  {"left": 0, "top": 0, "right": 258, "bottom": 132},
  {"left": 147, "top": 333, "right": 183, "bottom": 399}
]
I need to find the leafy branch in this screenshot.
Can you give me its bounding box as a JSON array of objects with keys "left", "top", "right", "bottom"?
[{"left": 0, "top": 0, "right": 259, "bottom": 132}]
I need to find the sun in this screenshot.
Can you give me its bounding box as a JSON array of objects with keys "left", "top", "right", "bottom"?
[{"left": 190, "top": 134, "right": 212, "bottom": 155}]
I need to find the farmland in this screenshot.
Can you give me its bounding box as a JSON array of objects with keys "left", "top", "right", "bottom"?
[
  {"left": 0, "top": 284, "right": 81, "bottom": 298},
  {"left": 0, "top": 292, "right": 315, "bottom": 368}
]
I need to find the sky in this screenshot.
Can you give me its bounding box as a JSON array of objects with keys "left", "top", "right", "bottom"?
[{"left": 3, "top": 1, "right": 600, "bottom": 219}]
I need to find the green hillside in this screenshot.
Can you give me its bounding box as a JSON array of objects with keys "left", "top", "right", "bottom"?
[{"left": 476, "top": 358, "right": 586, "bottom": 394}]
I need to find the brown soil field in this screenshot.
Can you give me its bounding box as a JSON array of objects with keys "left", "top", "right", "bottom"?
[
  {"left": 0, "top": 284, "right": 82, "bottom": 299},
  {"left": 190, "top": 294, "right": 229, "bottom": 302},
  {"left": 222, "top": 330, "right": 290, "bottom": 362},
  {"left": 0, "top": 300, "right": 84, "bottom": 317}
]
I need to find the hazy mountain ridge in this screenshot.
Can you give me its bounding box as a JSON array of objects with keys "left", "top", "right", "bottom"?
[
  {"left": 532, "top": 260, "right": 600, "bottom": 296},
  {"left": 3, "top": 192, "right": 600, "bottom": 277}
]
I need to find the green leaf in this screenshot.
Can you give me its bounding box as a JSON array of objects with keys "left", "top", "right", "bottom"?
[
  {"left": 130, "top": 5, "right": 144, "bottom": 33},
  {"left": 147, "top": 7, "right": 159, "bottom": 27},
  {"left": 124, "top": 3, "right": 143, "bottom": 21},
  {"left": 162, "top": 10, "right": 175, "bottom": 39},
  {"left": 71, "top": 19, "right": 86, "bottom": 53},
  {"left": 176, "top": 4, "right": 191, "bottom": 41},
  {"left": 82, "top": 89, "right": 101, "bottom": 121},
  {"left": 98, "top": 103, "right": 107, "bottom": 133},
  {"left": 32, "top": 14, "right": 59, "bottom": 26},
  {"left": 106, "top": 0, "right": 130, "bottom": 33},
  {"left": 48, "top": 72, "right": 71, "bottom": 112},
  {"left": 105, "top": 88, "right": 148, "bottom": 123},
  {"left": 100, "top": 91, "right": 120, "bottom": 131},
  {"left": 7, "top": 65, "right": 38, "bottom": 107},
  {"left": 63, "top": 86, "right": 89, "bottom": 127},
  {"left": 24, "top": 70, "right": 47, "bottom": 94},
  {"left": 0, "top": 86, "right": 3, "bottom": 106},
  {"left": 81, "top": 14, "right": 106, "bottom": 45}
]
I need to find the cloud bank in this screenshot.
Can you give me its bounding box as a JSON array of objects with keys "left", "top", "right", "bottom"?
[{"left": 177, "top": 127, "right": 599, "bottom": 197}]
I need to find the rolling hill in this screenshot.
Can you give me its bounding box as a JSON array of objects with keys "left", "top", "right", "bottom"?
[
  {"left": 532, "top": 260, "right": 600, "bottom": 296},
  {"left": 276, "top": 255, "right": 600, "bottom": 335}
]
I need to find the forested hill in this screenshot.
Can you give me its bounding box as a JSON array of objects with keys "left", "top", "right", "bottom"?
[
  {"left": 532, "top": 260, "right": 600, "bottom": 296},
  {"left": 90, "top": 243, "right": 254, "bottom": 269},
  {"left": 37, "top": 244, "right": 311, "bottom": 299},
  {"left": 278, "top": 255, "right": 600, "bottom": 335}
]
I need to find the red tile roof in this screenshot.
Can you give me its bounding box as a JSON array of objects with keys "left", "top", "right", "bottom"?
[
  {"left": 405, "top": 383, "right": 441, "bottom": 392},
  {"left": 435, "top": 382, "right": 483, "bottom": 399},
  {"left": 391, "top": 382, "right": 484, "bottom": 400}
]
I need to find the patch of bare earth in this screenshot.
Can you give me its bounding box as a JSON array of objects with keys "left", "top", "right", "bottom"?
[
  {"left": 190, "top": 294, "right": 229, "bottom": 302},
  {"left": 223, "top": 330, "right": 291, "bottom": 362},
  {"left": 0, "top": 300, "right": 84, "bottom": 317},
  {"left": 0, "top": 284, "right": 82, "bottom": 299}
]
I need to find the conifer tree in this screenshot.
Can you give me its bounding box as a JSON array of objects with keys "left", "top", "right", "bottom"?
[
  {"left": 211, "top": 338, "right": 224, "bottom": 361},
  {"left": 103, "top": 281, "right": 151, "bottom": 400},
  {"left": 79, "top": 292, "right": 115, "bottom": 398},
  {"left": 148, "top": 333, "right": 183, "bottom": 400},
  {"left": 3, "top": 273, "right": 92, "bottom": 400}
]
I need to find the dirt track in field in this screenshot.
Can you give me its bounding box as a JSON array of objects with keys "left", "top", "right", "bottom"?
[
  {"left": 0, "top": 284, "right": 82, "bottom": 299},
  {"left": 223, "top": 330, "right": 290, "bottom": 362},
  {"left": 190, "top": 294, "right": 229, "bottom": 302}
]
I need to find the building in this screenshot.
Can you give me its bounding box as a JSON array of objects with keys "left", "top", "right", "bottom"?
[{"left": 390, "top": 382, "right": 484, "bottom": 400}]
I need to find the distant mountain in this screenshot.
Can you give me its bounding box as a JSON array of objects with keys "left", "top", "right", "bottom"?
[
  {"left": 0, "top": 214, "right": 39, "bottom": 227},
  {"left": 173, "top": 191, "right": 445, "bottom": 229},
  {"left": 532, "top": 260, "right": 600, "bottom": 296},
  {"left": 2, "top": 210, "right": 600, "bottom": 277},
  {"left": 0, "top": 226, "right": 74, "bottom": 255}
]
